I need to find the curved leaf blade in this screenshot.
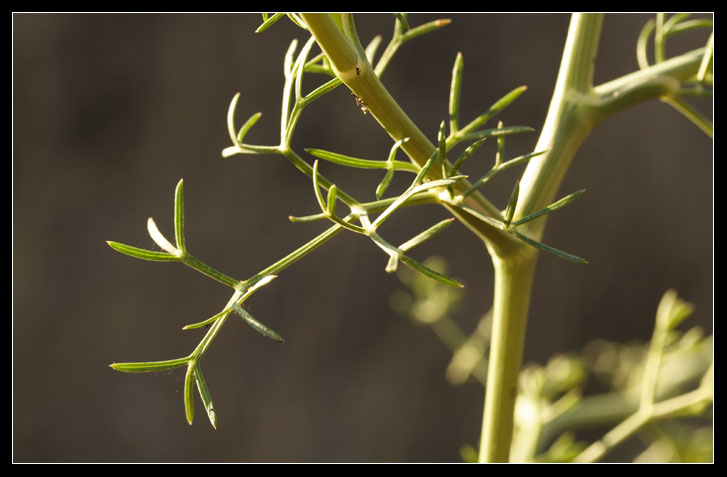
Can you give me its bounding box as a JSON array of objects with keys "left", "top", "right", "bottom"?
[
  {"left": 110, "top": 357, "right": 189, "bottom": 373},
  {"left": 107, "top": 241, "right": 180, "bottom": 262}
]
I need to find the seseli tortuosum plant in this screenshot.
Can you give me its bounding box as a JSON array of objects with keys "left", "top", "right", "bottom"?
[{"left": 107, "top": 13, "right": 712, "bottom": 462}]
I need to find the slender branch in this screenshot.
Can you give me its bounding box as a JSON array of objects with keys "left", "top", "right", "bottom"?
[{"left": 299, "top": 12, "right": 521, "bottom": 258}]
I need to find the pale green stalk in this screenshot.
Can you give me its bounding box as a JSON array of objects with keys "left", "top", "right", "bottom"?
[{"left": 481, "top": 13, "right": 708, "bottom": 462}]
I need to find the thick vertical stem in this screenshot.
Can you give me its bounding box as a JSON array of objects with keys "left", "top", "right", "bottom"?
[
  {"left": 516, "top": 14, "right": 603, "bottom": 239},
  {"left": 479, "top": 14, "right": 604, "bottom": 462},
  {"left": 479, "top": 249, "right": 537, "bottom": 462}
]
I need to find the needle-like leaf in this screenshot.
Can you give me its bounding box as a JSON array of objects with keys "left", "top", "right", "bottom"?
[
  {"left": 511, "top": 189, "right": 585, "bottom": 227},
  {"left": 438, "top": 120, "right": 447, "bottom": 177},
  {"left": 110, "top": 357, "right": 189, "bottom": 373},
  {"left": 399, "top": 218, "right": 455, "bottom": 252},
  {"left": 255, "top": 12, "right": 286, "bottom": 33},
  {"left": 400, "top": 18, "right": 451, "bottom": 42},
  {"left": 193, "top": 365, "right": 217, "bottom": 429},
  {"left": 376, "top": 138, "right": 411, "bottom": 199},
  {"left": 511, "top": 230, "right": 588, "bottom": 264},
  {"left": 312, "top": 160, "right": 327, "bottom": 212},
  {"left": 449, "top": 52, "right": 464, "bottom": 134},
  {"left": 394, "top": 13, "right": 410, "bottom": 30},
  {"left": 452, "top": 138, "right": 486, "bottom": 173},
  {"left": 182, "top": 309, "right": 230, "bottom": 331},
  {"left": 174, "top": 179, "right": 186, "bottom": 254},
  {"left": 457, "top": 86, "right": 528, "bottom": 139},
  {"left": 399, "top": 254, "right": 463, "bottom": 288},
  {"left": 184, "top": 363, "right": 195, "bottom": 425},
  {"left": 147, "top": 217, "right": 178, "bottom": 256},
  {"left": 458, "top": 125, "right": 533, "bottom": 142},
  {"left": 503, "top": 181, "right": 520, "bottom": 227},
  {"left": 306, "top": 148, "right": 418, "bottom": 172},
  {"left": 106, "top": 241, "right": 180, "bottom": 262},
  {"left": 232, "top": 304, "right": 284, "bottom": 342},
  {"left": 327, "top": 184, "right": 338, "bottom": 215}
]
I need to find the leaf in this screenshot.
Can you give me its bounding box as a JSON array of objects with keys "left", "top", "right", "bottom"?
[
  {"left": 193, "top": 364, "right": 217, "bottom": 429},
  {"left": 455, "top": 204, "right": 506, "bottom": 231},
  {"left": 147, "top": 217, "right": 178, "bottom": 255},
  {"left": 438, "top": 120, "right": 448, "bottom": 177},
  {"left": 377, "top": 138, "right": 411, "bottom": 199},
  {"left": 458, "top": 125, "right": 534, "bottom": 142},
  {"left": 255, "top": 12, "right": 286, "bottom": 33},
  {"left": 399, "top": 218, "right": 455, "bottom": 252},
  {"left": 184, "top": 363, "right": 195, "bottom": 425},
  {"left": 182, "top": 309, "right": 230, "bottom": 331},
  {"left": 237, "top": 112, "right": 263, "bottom": 144},
  {"left": 376, "top": 168, "right": 395, "bottom": 199},
  {"left": 107, "top": 241, "right": 180, "bottom": 262},
  {"left": 394, "top": 13, "right": 410, "bottom": 30},
  {"left": 400, "top": 18, "right": 451, "bottom": 42},
  {"left": 459, "top": 86, "right": 528, "bottom": 136},
  {"left": 110, "top": 357, "right": 189, "bottom": 373},
  {"left": 174, "top": 179, "right": 186, "bottom": 253},
  {"left": 451, "top": 137, "right": 486, "bottom": 173},
  {"left": 511, "top": 230, "right": 588, "bottom": 264},
  {"left": 449, "top": 52, "right": 464, "bottom": 133},
  {"left": 306, "top": 148, "right": 418, "bottom": 172},
  {"left": 232, "top": 304, "right": 284, "bottom": 342},
  {"left": 399, "top": 254, "right": 464, "bottom": 288},
  {"left": 326, "top": 184, "right": 338, "bottom": 215},
  {"left": 503, "top": 182, "right": 520, "bottom": 227},
  {"left": 511, "top": 189, "right": 585, "bottom": 227},
  {"left": 312, "top": 160, "right": 326, "bottom": 212}
]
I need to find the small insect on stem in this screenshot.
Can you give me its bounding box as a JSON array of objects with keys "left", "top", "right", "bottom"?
[
  {"left": 351, "top": 91, "right": 370, "bottom": 115},
  {"left": 356, "top": 67, "right": 360, "bottom": 75}
]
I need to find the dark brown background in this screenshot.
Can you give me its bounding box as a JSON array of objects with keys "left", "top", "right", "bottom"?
[{"left": 13, "top": 13, "right": 712, "bottom": 462}]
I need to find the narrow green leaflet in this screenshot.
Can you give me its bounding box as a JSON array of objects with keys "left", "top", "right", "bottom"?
[
  {"left": 511, "top": 189, "right": 585, "bottom": 227},
  {"left": 458, "top": 125, "right": 533, "bottom": 142},
  {"left": 174, "top": 179, "right": 186, "bottom": 254},
  {"left": 110, "top": 357, "right": 189, "bottom": 373},
  {"left": 452, "top": 137, "right": 486, "bottom": 173},
  {"left": 237, "top": 112, "right": 263, "bottom": 144},
  {"left": 399, "top": 218, "right": 455, "bottom": 252},
  {"left": 147, "top": 217, "right": 178, "bottom": 255},
  {"left": 232, "top": 304, "right": 284, "bottom": 342},
  {"left": 255, "top": 12, "right": 286, "bottom": 33},
  {"left": 193, "top": 365, "right": 217, "bottom": 429},
  {"left": 183, "top": 309, "right": 230, "bottom": 331},
  {"left": 511, "top": 230, "right": 588, "bottom": 264},
  {"left": 399, "top": 254, "right": 464, "bottom": 288},
  {"left": 454, "top": 86, "right": 528, "bottom": 142},
  {"left": 394, "top": 13, "right": 410, "bottom": 30},
  {"left": 376, "top": 138, "right": 410, "bottom": 199},
  {"left": 376, "top": 169, "right": 395, "bottom": 199},
  {"left": 449, "top": 52, "right": 464, "bottom": 133},
  {"left": 503, "top": 182, "right": 520, "bottom": 227},
  {"left": 107, "top": 241, "right": 180, "bottom": 262},
  {"left": 400, "top": 18, "right": 451, "bottom": 42},
  {"left": 306, "top": 148, "right": 419, "bottom": 172},
  {"left": 184, "top": 363, "right": 195, "bottom": 425}
]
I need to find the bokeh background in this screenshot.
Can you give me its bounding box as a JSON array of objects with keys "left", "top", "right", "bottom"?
[{"left": 13, "top": 13, "right": 712, "bottom": 462}]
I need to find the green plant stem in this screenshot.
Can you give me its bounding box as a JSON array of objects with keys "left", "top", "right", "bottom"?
[
  {"left": 479, "top": 250, "right": 537, "bottom": 462},
  {"left": 299, "top": 13, "right": 520, "bottom": 258},
  {"left": 514, "top": 14, "right": 603, "bottom": 238},
  {"left": 485, "top": 13, "right": 707, "bottom": 462},
  {"left": 538, "top": 335, "right": 712, "bottom": 450},
  {"left": 573, "top": 385, "right": 712, "bottom": 463},
  {"left": 477, "top": 14, "right": 604, "bottom": 462},
  {"left": 301, "top": 13, "right": 709, "bottom": 463}
]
